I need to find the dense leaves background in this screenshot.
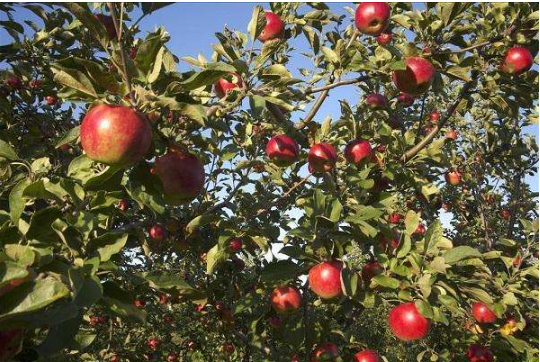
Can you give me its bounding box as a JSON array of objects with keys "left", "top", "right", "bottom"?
[{"left": 0, "top": 2, "right": 538, "bottom": 362}]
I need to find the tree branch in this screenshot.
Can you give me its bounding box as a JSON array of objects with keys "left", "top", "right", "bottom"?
[
  {"left": 294, "top": 88, "right": 330, "bottom": 130},
  {"left": 400, "top": 72, "right": 478, "bottom": 162},
  {"left": 255, "top": 174, "right": 312, "bottom": 218},
  {"left": 305, "top": 76, "right": 369, "bottom": 95}
]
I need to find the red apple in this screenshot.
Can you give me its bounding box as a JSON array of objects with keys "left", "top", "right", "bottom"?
[
  {"left": 133, "top": 298, "right": 145, "bottom": 308},
  {"left": 413, "top": 223, "right": 426, "bottom": 236},
  {"left": 222, "top": 342, "right": 235, "bottom": 354},
  {"left": 441, "top": 202, "right": 451, "bottom": 211},
  {"left": 388, "top": 213, "right": 402, "bottom": 224},
  {"left": 501, "top": 46, "right": 534, "bottom": 75},
  {"left": 388, "top": 302, "right": 430, "bottom": 341},
  {"left": 361, "top": 261, "right": 383, "bottom": 282},
  {"left": 153, "top": 146, "right": 205, "bottom": 204},
  {"left": 471, "top": 302, "right": 496, "bottom": 324},
  {"left": 445, "top": 170, "right": 462, "bottom": 185},
  {"left": 110, "top": 355, "right": 120, "bottom": 362},
  {"left": 147, "top": 337, "right": 161, "bottom": 350},
  {"left": 214, "top": 73, "right": 243, "bottom": 98},
  {"left": 512, "top": 255, "right": 521, "bottom": 268},
  {"left": 94, "top": 13, "right": 117, "bottom": 39},
  {"left": 376, "top": 33, "right": 392, "bottom": 45},
  {"left": 0, "top": 275, "right": 30, "bottom": 296},
  {"left": 232, "top": 258, "right": 245, "bottom": 271},
  {"left": 163, "top": 314, "right": 174, "bottom": 324},
  {"left": 266, "top": 135, "right": 299, "bottom": 166},
  {"left": 270, "top": 285, "right": 302, "bottom": 314},
  {"left": 379, "top": 231, "right": 400, "bottom": 250},
  {"left": 45, "top": 95, "right": 58, "bottom": 105},
  {"left": 0, "top": 329, "right": 23, "bottom": 362},
  {"left": 344, "top": 138, "right": 373, "bottom": 165},
  {"left": 4, "top": 74, "right": 22, "bottom": 89},
  {"left": 29, "top": 79, "right": 43, "bottom": 88},
  {"left": 258, "top": 11, "right": 285, "bottom": 42},
  {"left": 466, "top": 344, "right": 494, "bottom": 362},
  {"left": 80, "top": 104, "right": 152, "bottom": 166},
  {"left": 500, "top": 209, "right": 511, "bottom": 219},
  {"left": 430, "top": 110, "right": 440, "bottom": 123},
  {"left": 118, "top": 199, "right": 129, "bottom": 212},
  {"left": 268, "top": 315, "right": 283, "bottom": 328},
  {"left": 167, "top": 353, "right": 179, "bottom": 362},
  {"left": 159, "top": 293, "right": 168, "bottom": 305},
  {"left": 149, "top": 224, "right": 167, "bottom": 241},
  {"left": 445, "top": 130, "right": 458, "bottom": 141},
  {"left": 89, "top": 315, "right": 100, "bottom": 326},
  {"left": 129, "top": 46, "right": 137, "bottom": 59},
  {"left": 308, "top": 261, "right": 343, "bottom": 299},
  {"left": 187, "top": 340, "right": 197, "bottom": 350},
  {"left": 311, "top": 342, "right": 339, "bottom": 362},
  {"left": 397, "top": 92, "right": 414, "bottom": 107},
  {"left": 290, "top": 354, "right": 300, "bottom": 362},
  {"left": 308, "top": 143, "right": 337, "bottom": 173},
  {"left": 354, "top": 2, "right": 391, "bottom": 36},
  {"left": 353, "top": 350, "right": 380, "bottom": 362},
  {"left": 392, "top": 57, "right": 435, "bottom": 95},
  {"left": 229, "top": 237, "right": 243, "bottom": 252},
  {"left": 365, "top": 93, "right": 387, "bottom": 108}
]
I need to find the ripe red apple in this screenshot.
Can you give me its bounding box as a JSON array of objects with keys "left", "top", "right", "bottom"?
[
  {"left": 500, "top": 209, "right": 511, "bottom": 219},
  {"left": 379, "top": 231, "right": 400, "bottom": 250},
  {"left": 344, "top": 138, "right": 373, "bottom": 165},
  {"left": 270, "top": 285, "right": 302, "bottom": 314},
  {"left": 187, "top": 340, "right": 197, "bottom": 350},
  {"left": 308, "top": 261, "right": 343, "bottom": 299},
  {"left": 159, "top": 293, "right": 168, "bottom": 305},
  {"left": 147, "top": 337, "right": 161, "bottom": 350},
  {"left": 0, "top": 329, "right": 23, "bottom": 362},
  {"left": 290, "top": 354, "right": 300, "bottom": 362},
  {"left": 446, "top": 130, "right": 458, "bottom": 141},
  {"left": 445, "top": 170, "right": 462, "bottom": 185},
  {"left": 392, "top": 57, "right": 435, "bottom": 95},
  {"left": 430, "top": 110, "right": 440, "bottom": 123},
  {"left": 97, "top": 315, "right": 107, "bottom": 324},
  {"left": 214, "top": 73, "right": 243, "bottom": 98},
  {"left": 471, "top": 302, "right": 496, "bottom": 324},
  {"left": 308, "top": 143, "right": 337, "bottom": 173},
  {"left": 4, "top": 74, "right": 22, "bottom": 89},
  {"left": 133, "top": 298, "right": 145, "bottom": 308},
  {"left": 353, "top": 350, "right": 380, "bottom": 362},
  {"left": 397, "top": 92, "right": 414, "bottom": 107},
  {"left": 361, "top": 261, "right": 383, "bottom": 282},
  {"left": 388, "top": 213, "right": 402, "bottom": 224},
  {"left": 258, "top": 11, "right": 285, "bottom": 42},
  {"left": 29, "top": 79, "right": 42, "bottom": 88},
  {"left": 167, "top": 353, "right": 179, "bottom": 362},
  {"left": 266, "top": 135, "right": 299, "bottom": 166},
  {"left": 388, "top": 302, "right": 430, "bottom": 341},
  {"left": 365, "top": 93, "right": 387, "bottom": 108},
  {"left": 232, "top": 258, "right": 245, "bottom": 271},
  {"left": 376, "top": 33, "right": 392, "bottom": 45},
  {"left": 153, "top": 146, "right": 205, "bottom": 204},
  {"left": 110, "top": 355, "right": 120, "bottom": 362},
  {"left": 89, "top": 315, "right": 100, "bottom": 326},
  {"left": 45, "top": 95, "right": 58, "bottom": 105},
  {"left": 354, "top": 2, "right": 391, "bottom": 36},
  {"left": 441, "top": 202, "right": 451, "bottom": 211},
  {"left": 501, "top": 46, "right": 534, "bottom": 75},
  {"left": 413, "top": 223, "right": 426, "bottom": 236},
  {"left": 311, "top": 342, "right": 339, "bottom": 362},
  {"left": 268, "top": 315, "right": 283, "bottom": 328},
  {"left": 229, "top": 237, "right": 243, "bottom": 252},
  {"left": 80, "top": 104, "right": 152, "bottom": 166},
  {"left": 117, "top": 198, "right": 129, "bottom": 212},
  {"left": 222, "top": 342, "right": 235, "bottom": 354},
  {"left": 149, "top": 224, "right": 167, "bottom": 241},
  {"left": 163, "top": 314, "right": 174, "bottom": 324},
  {"left": 512, "top": 255, "right": 521, "bottom": 268},
  {"left": 466, "top": 344, "right": 494, "bottom": 362},
  {"left": 94, "top": 13, "right": 117, "bottom": 39}
]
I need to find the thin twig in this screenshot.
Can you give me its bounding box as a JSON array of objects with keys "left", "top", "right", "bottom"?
[
  {"left": 108, "top": 2, "right": 133, "bottom": 100},
  {"left": 255, "top": 174, "right": 312, "bottom": 218},
  {"left": 305, "top": 76, "right": 369, "bottom": 95}
]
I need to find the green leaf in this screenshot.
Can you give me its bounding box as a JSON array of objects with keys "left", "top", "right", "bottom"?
[
  {"left": 102, "top": 281, "right": 146, "bottom": 323},
  {"left": 424, "top": 221, "right": 443, "bottom": 254},
  {"left": 247, "top": 6, "right": 265, "bottom": 39},
  {"left": 321, "top": 46, "right": 339, "bottom": 64},
  {"left": 0, "top": 261, "right": 29, "bottom": 289},
  {"left": 186, "top": 214, "right": 220, "bottom": 233},
  {"left": 51, "top": 65, "right": 98, "bottom": 99},
  {"left": 0, "top": 139, "right": 19, "bottom": 160},
  {"left": 9, "top": 178, "right": 31, "bottom": 225},
  {"left": 206, "top": 244, "right": 227, "bottom": 275},
  {"left": 371, "top": 275, "right": 400, "bottom": 289},
  {"left": 443, "top": 246, "right": 482, "bottom": 264},
  {"left": 180, "top": 63, "right": 237, "bottom": 90},
  {"left": 141, "top": 3, "right": 173, "bottom": 15},
  {"left": 445, "top": 66, "right": 471, "bottom": 81},
  {"left": 404, "top": 210, "right": 420, "bottom": 236},
  {"left": 36, "top": 317, "right": 82, "bottom": 357},
  {"left": 341, "top": 267, "right": 358, "bottom": 297},
  {"left": 260, "top": 261, "right": 304, "bottom": 283},
  {"left": 73, "top": 276, "right": 102, "bottom": 308},
  {"left": 0, "top": 278, "right": 69, "bottom": 321},
  {"left": 89, "top": 233, "right": 128, "bottom": 262}
]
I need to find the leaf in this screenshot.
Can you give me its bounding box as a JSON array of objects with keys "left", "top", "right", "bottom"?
[
  {"left": 206, "top": 244, "right": 227, "bottom": 275},
  {"left": 247, "top": 6, "right": 265, "bottom": 40},
  {"left": 424, "top": 221, "right": 443, "bottom": 254},
  {"left": 180, "top": 63, "right": 237, "bottom": 90},
  {"left": 0, "top": 278, "right": 69, "bottom": 321},
  {"left": 185, "top": 214, "right": 220, "bottom": 233},
  {"left": 36, "top": 317, "right": 82, "bottom": 357},
  {"left": 141, "top": 3, "right": 173, "bottom": 15},
  {"left": 0, "top": 139, "right": 19, "bottom": 160},
  {"left": 89, "top": 233, "right": 128, "bottom": 262},
  {"left": 341, "top": 267, "right": 358, "bottom": 297},
  {"left": 61, "top": 3, "right": 108, "bottom": 48},
  {"left": 321, "top": 46, "right": 339, "bottom": 64},
  {"left": 102, "top": 281, "right": 146, "bottom": 323},
  {"left": 51, "top": 65, "right": 98, "bottom": 99},
  {"left": 9, "top": 178, "right": 31, "bottom": 225},
  {"left": 404, "top": 210, "right": 420, "bottom": 236},
  {"left": 135, "top": 32, "right": 165, "bottom": 76},
  {"left": 396, "top": 235, "right": 412, "bottom": 259},
  {"left": 445, "top": 66, "right": 471, "bottom": 81},
  {"left": 371, "top": 275, "right": 400, "bottom": 289},
  {"left": 0, "top": 262, "right": 29, "bottom": 289},
  {"left": 443, "top": 246, "right": 482, "bottom": 264},
  {"left": 260, "top": 261, "right": 304, "bottom": 283},
  {"left": 55, "top": 126, "right": 80, "bottom": 148},
  {"left": 73, "top": 276, "right": 102, "bottom": 308}
]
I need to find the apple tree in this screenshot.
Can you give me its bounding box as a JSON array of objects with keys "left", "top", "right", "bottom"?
[{"left": 0, "top": 2, "right": 538, "bottom": 362}]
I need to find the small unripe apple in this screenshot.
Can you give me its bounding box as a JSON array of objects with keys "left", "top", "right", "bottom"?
[
  {"left": 117, "top": 199, "right": 129, "bottom": 212},
  {"left": 214, "top": 73, "right": 243, "bottom": 98},
  {"left": 270, "top": 285, "right": 302, "bottom": 314},
  {"left": 94, "top": 13, "right": 117, "bottom": 40},
  {"left": 376, "top": 33, "right": 392, "bottom": 45},
  {"left": 361, "top": 261, "right": 383, "bottom": 282},
  {"left": 147, "top": 337, "right": 161, "bottom": 350},
  {"left": 166, "top": 353, "right": 179, "bottom": 362},
  {"left": 308, "top": 143, "right": 337, "bottom": 173},
  {"left": 393, "top": 57, "right": 435, "bottom": 95},
  {"left": 308, "top": 261, "right": 343, "bottom": 299},
  {"left": 266, "top": 135, "right": 300, "bottom": 166},
  {"left": 80, "top": 104, "right": 152, "bottom": 166},
  {"left": 344, "top": 138, "right": 373, "bottom": 165},
  {"left": 4, "top": 74, "right": 22, "bottom": 89},
  {"left": 354, "top": 2, "right": 391, "bottom": 36},
  {"left": 388, "top": 302, "right": 430, "bottom": 341},
  {"left": 268, "top": 315, "right": 283, "bottom": 328},
  {"left": 365, "top": 93, "right": 387, "bottom": 108},
  {"left": 466, "top": 344, "right": 494, "bottom": 362},
  {"left": 388, "top": 213, "right": 402, "bottom": 224},
  {"left": 149, "top": 224, "right": 167, "bottom": 241},
  {"left": 311, "top": 342, "right": 339, "bottom": 362},
  {"left": 153, "top": 146, "right": 205, "bottom": 204},
  {"left": 445, "top": 130, "right": 458, "bottom": 141},
  {"left": 353, "top": 350, "right": 380, "bottom": 362},
  {"left": 258, "top": 11, "right": 285, "bottom": 42},
  {"left": 430, "top": 110, "right": 440, "bottom": 123},
  {"left": 397, "top": 92, "right": 414, "bottom": 107},
  {"left": 501, "top": 46, "right": 534, "bottom": 75},
  {"left": 229, "top": 238, "right": 243, "bottom": 252},
  {"left": 471, "top": 302, "right": 497, "bottom": 324},
  {"left": 445, "top": 170, "right": 462, "bottom": 185}
]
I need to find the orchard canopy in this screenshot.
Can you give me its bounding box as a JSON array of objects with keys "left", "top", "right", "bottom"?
[{"left": 0, "top": 2, "right": 539, "bottom": 362}]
